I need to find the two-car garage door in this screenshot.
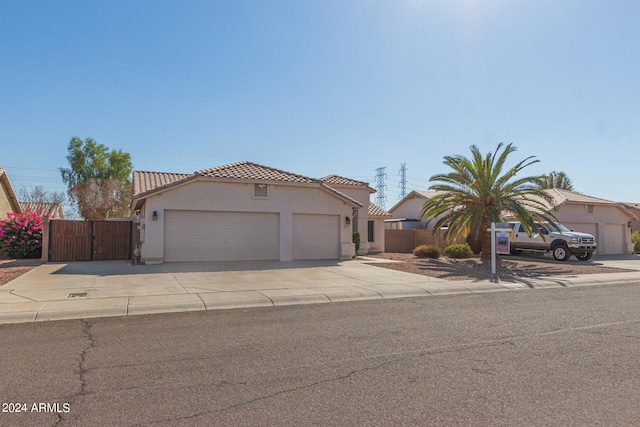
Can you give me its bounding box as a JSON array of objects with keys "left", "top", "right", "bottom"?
[
  {"left": 163, "top": 210, "right": 340, "bottom": 262},
  {"left": 164, "top": 210, "right": 280, "bottom": 262}
]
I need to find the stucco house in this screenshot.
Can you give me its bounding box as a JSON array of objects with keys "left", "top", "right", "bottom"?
[
  {"left": 622, "top": 203, "right": 640, "bottom": 233},
  {"left": 319, "top": 175, "right": 390, "bottom": 254},
  {"left": 131, "top": 161, "right": 375, "bottom": 264},
  {"left": 388, "top": 188, "right": 636, "bottom": 255},
  {"left": 0, "top": 168, "right": 21, "bottom": 218}
]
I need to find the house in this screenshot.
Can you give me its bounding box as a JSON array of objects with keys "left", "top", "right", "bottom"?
[
  {"left": 131, "top": 161, "right": 364, "bottom": 264},
  {"left": 388, "top": 188, "right": 636, "bottom": 255},
  {"left": 19, "top": 202, "right": 64, "bottom": 219},
  {"left": 319, "top": 175, "right": 390, "bottom": 255},
  {"left": 0, "top": 168, "right": 21, "bottom": 218},
  {"left": 387, "top": 190, "right": 441, "bottom": 230},
  {"left": 622, "top": 203, "right": 640, "bottom": 233}
]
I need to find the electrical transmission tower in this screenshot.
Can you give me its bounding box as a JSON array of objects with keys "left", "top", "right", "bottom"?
[
  {"left": 398, "top": 163, "right": 407, "bottom": 199},
  {"left": 374, "top": 167, "right": 387, "bottom": 209}
]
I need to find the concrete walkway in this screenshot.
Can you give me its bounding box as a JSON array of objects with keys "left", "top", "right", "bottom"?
[{"left": 1, "top": 256, "right": 639, "bottom": 324}]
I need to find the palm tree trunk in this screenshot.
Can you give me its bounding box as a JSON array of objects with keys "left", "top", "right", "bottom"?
[{"left": 480, "top": 215, "right": 492, "bottom": 265}]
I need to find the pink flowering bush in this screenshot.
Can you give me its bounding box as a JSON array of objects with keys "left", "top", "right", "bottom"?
[{"left": 0, "top": 211, "right": 45, "bottom": 258}]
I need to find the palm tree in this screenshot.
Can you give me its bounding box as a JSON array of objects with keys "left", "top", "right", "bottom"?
[
  {"left": 538, "top": 171, "right": 574, "bottom": 191},
  {"left": 420, "top": 143, "right": 558, "bottom": 265}
]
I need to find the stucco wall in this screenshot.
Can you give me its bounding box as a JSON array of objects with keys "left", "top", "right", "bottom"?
[
  {"left": 327, "top": 186, "right": 372, "bottom": 254},
  {"left": 0, "top": 183, "right": 16, "bottom": 218},
  {"left": 139, "top": 180, "right": 355, "bottom": 263},
  {"left": 368, "top": 218, "right": 387, "bottom": 253}
]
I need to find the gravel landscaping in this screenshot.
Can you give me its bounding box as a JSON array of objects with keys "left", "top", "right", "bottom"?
[{"left": 369, "top": 252, "right": 632, "bottom": 281}]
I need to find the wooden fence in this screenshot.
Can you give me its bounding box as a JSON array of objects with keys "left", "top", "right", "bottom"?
[
  {"left": 385, "top": 229, "right": 466, "bottom": 253},
  {"left": 46, "top": 220, "right": 133, "bottom": 262}
]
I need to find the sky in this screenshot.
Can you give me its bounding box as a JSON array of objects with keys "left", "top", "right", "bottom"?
[{"left": 1, "top": 0, "right": 639, "bottom": 217}]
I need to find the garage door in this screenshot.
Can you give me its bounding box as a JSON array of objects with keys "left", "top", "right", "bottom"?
[
  {"left": 164, "top": 210, "right": 279, "bottom": 262},
  {"left": 604, "top": 223, "right": 625, "bottom": 255},
  {"left": 293, "top": 214, "right": 340, "bottom": 260}
]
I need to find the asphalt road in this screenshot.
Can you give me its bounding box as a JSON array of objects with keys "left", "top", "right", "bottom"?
[{"left": 1, "top": 283, "right": 639, "bottom": 426}]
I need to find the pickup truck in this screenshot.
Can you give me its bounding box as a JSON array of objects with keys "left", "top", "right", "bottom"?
[{"left": 507, "top": 221, "right": 597, "bottom": 261}]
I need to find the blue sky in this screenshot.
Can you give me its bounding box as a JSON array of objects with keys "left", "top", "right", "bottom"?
[{"left": 1, "top": 0, "right": 638, "bottom": 215}]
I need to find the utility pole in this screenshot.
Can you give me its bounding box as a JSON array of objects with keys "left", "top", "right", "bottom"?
[
  {"left": 398, "top": 163, "right": 407, "bottom": 199},
  {"left": 374, "top": 167, "right": 387, "bottom": 209}
]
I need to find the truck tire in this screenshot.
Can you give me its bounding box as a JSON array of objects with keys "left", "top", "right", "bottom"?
[
  {"left": 576, "top": 252, "right": 593, "bottom": 261},
  {"left": 552, "top": 244, "right": 571, "bottom": 261}
]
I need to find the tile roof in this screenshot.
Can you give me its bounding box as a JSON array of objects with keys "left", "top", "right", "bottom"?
[
  {"left": 368, "top": 203, "right": 391, "bottom": 217},
  {"left": 0, "top": 167, "right": 22, "bottom": 214},
  {"left": 196, "top": 161, "right": 317, "bottom": 183},
  {"left": 133, "top": 171, "right": 191, "bottom": 197},
  {"left": 19, "top": 202, "right": 64, "bottom": 219},
  {"left": 321, "top": 175, "right": 369, "bottom": 186},
  {"left": 545, "top": 188, "right": 620, "bottom": 206},
  {"left": 132, "top": 161, "right": 363, "bottom": 208}
]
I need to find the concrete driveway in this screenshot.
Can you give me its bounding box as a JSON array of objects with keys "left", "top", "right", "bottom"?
[{"left": 1, "top": 255, "right": 639, "bottom": 324}]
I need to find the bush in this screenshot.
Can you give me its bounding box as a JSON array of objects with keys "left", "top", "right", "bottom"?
[
  {"left": 443, "top": 243, "right": 474, "bottom": 259},
  {"left": 413, "top": 245, "right": 441, "bottom": 258},
  {"left": 632, "top": 231, "right": 640, "bottom": 253},
  {"left": 0, "top": 211, "right": 44, "bottom": 259},
  {"left": 352, "top": 232, "right": 361, "bottom": 255}
]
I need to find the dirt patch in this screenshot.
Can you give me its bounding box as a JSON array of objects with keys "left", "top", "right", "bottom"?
[
  {"left": 0, "top": 259, "right": 42, "bottom": 286},
  {"left": 369, "top": 253, "right": 631, "bottom": 281}
]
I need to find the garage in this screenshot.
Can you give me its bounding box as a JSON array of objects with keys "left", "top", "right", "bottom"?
[
  {"left": 164, "top": 210, "right": 279, "bottom": 262},
  {"left": 604, "top": 223, "right": 625, "bottom": 255},
  {"left": 293, "top": 214, "right": 340, "bottom": 260}
]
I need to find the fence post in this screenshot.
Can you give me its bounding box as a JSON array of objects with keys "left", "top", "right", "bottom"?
[{"left": 41, "top": 215, "right": 50, "bottom": 263}]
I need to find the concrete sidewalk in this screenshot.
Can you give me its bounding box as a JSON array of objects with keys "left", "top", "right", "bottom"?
[{"left": 1, "top": 257, "right": 639, "bottom": 324}]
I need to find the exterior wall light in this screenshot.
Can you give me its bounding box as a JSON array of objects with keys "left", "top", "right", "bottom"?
[
  {"left": 152, "top": 211, "right": 158, "bottom": 221},
  {"left": 345, "top": 216, "right": 351, "bottom": 225}
]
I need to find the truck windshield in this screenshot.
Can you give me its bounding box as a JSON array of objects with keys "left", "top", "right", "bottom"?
[{"left": 544, "top": 222, "right": 571, "bottom": 233}]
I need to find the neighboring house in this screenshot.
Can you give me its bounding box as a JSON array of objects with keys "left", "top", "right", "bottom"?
[
  {"left": 319, "top": 175, "right": 383, "bottom": 255},
  {"left": 19, "top": 202, "right": 64, "bottom": 219},
  {"left": 388, "top": 188, "right": 636, "bottom": 255},
  {"left": 131, "top": 161, "right": 363, "bottom": 264},
  {"left": 0, "top": 167, "right": 21, "bottom": 218},
  {"left": 622, "top": 203, "right": 640, "bottom": 233},
  {"left": 542, "top": 189, "right": 636, "bottom": 255},
  {"left": 387, "top": 190, "right": 441, "bottom": 230}
]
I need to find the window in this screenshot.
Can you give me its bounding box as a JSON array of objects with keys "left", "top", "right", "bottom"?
[
  {"left": 254, "top": 183, "right": 268, "bottom": 198},
  {"left": 587, "top": 204, "right": 595, "bottom": 214},
  {"left": 368, "top": 220, "right": 374, "bottom": 242}
]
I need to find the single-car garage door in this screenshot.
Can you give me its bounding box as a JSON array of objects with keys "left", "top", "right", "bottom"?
[
  {"left": 293, "top": 214, "right": 340, "bottom": 260},
  {"left": 604, "top": 223, "right": 625, "bottom": 255},
  {"left": 164, "top": 210, "right": 279, "bottom": 262}
]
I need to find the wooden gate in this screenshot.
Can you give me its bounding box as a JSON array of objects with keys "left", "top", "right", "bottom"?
[{"left": 48, "top": 220, "right": 132, "bottom": 262}]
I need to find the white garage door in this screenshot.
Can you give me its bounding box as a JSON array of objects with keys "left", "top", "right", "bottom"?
[
  {"left": 164, "top": 210, "right": 279, "bottom": 262},
  {"left": 293, "top": 214, "right": 340, "bottom": 260},
  {"left": 604, "top": 223, "right": 625, "bottom": 255}
]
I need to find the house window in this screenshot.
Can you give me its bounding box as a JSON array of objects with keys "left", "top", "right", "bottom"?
[
  {"left": 368, "top": 220, "right": 374, "bottom": 242},
  {"left": 587, "top": 204, "right": 595, "bottom": 214},
  {"left": 254, "top": 183, "right": 268, "bottom": 198}
]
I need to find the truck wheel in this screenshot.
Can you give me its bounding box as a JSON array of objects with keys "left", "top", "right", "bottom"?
[
  {"left": 576, "top": 252, "right": 593, "bottom": 261},
  {"left": 552, "top": 244, "right": 571, "bottom": 261}
]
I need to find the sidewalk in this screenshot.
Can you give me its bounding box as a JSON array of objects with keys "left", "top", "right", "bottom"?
[{"left": 1, "top": 257, "right": 639, "bottom": 324}]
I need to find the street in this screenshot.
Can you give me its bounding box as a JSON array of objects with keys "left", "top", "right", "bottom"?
[{"left": 1, "top": 283, "right": 639, "bottom": 426}]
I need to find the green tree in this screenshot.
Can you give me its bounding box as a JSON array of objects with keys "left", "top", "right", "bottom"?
[
  {"left": 420, "top": 143, "right": 558, "bottom": 265},
  {"left": 538, "top": 171, "right": 574, "bottom": 191},
  {"left": 59, "top": 137, "right": 133, "bottom": 219}
]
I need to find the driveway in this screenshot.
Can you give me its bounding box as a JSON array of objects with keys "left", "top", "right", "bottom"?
[{"left": 1, "top": 256, "right": 639, "bottom": 324}]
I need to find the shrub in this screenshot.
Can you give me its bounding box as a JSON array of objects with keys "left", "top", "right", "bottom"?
[
  {"left": 443, "top": 243, "right": 474, "bottom": 259},
  {"left": 632, "top": 231, "right": 640, "bottom": 253},
  {"left": 413, "top": 245, "right": 441, "bottom": 259},
  {"left": 0, "top": 211, "right": 44, "bottom": 259},
  {"left": 352, "top": 232, "right": 361, "bottom": 255}
]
